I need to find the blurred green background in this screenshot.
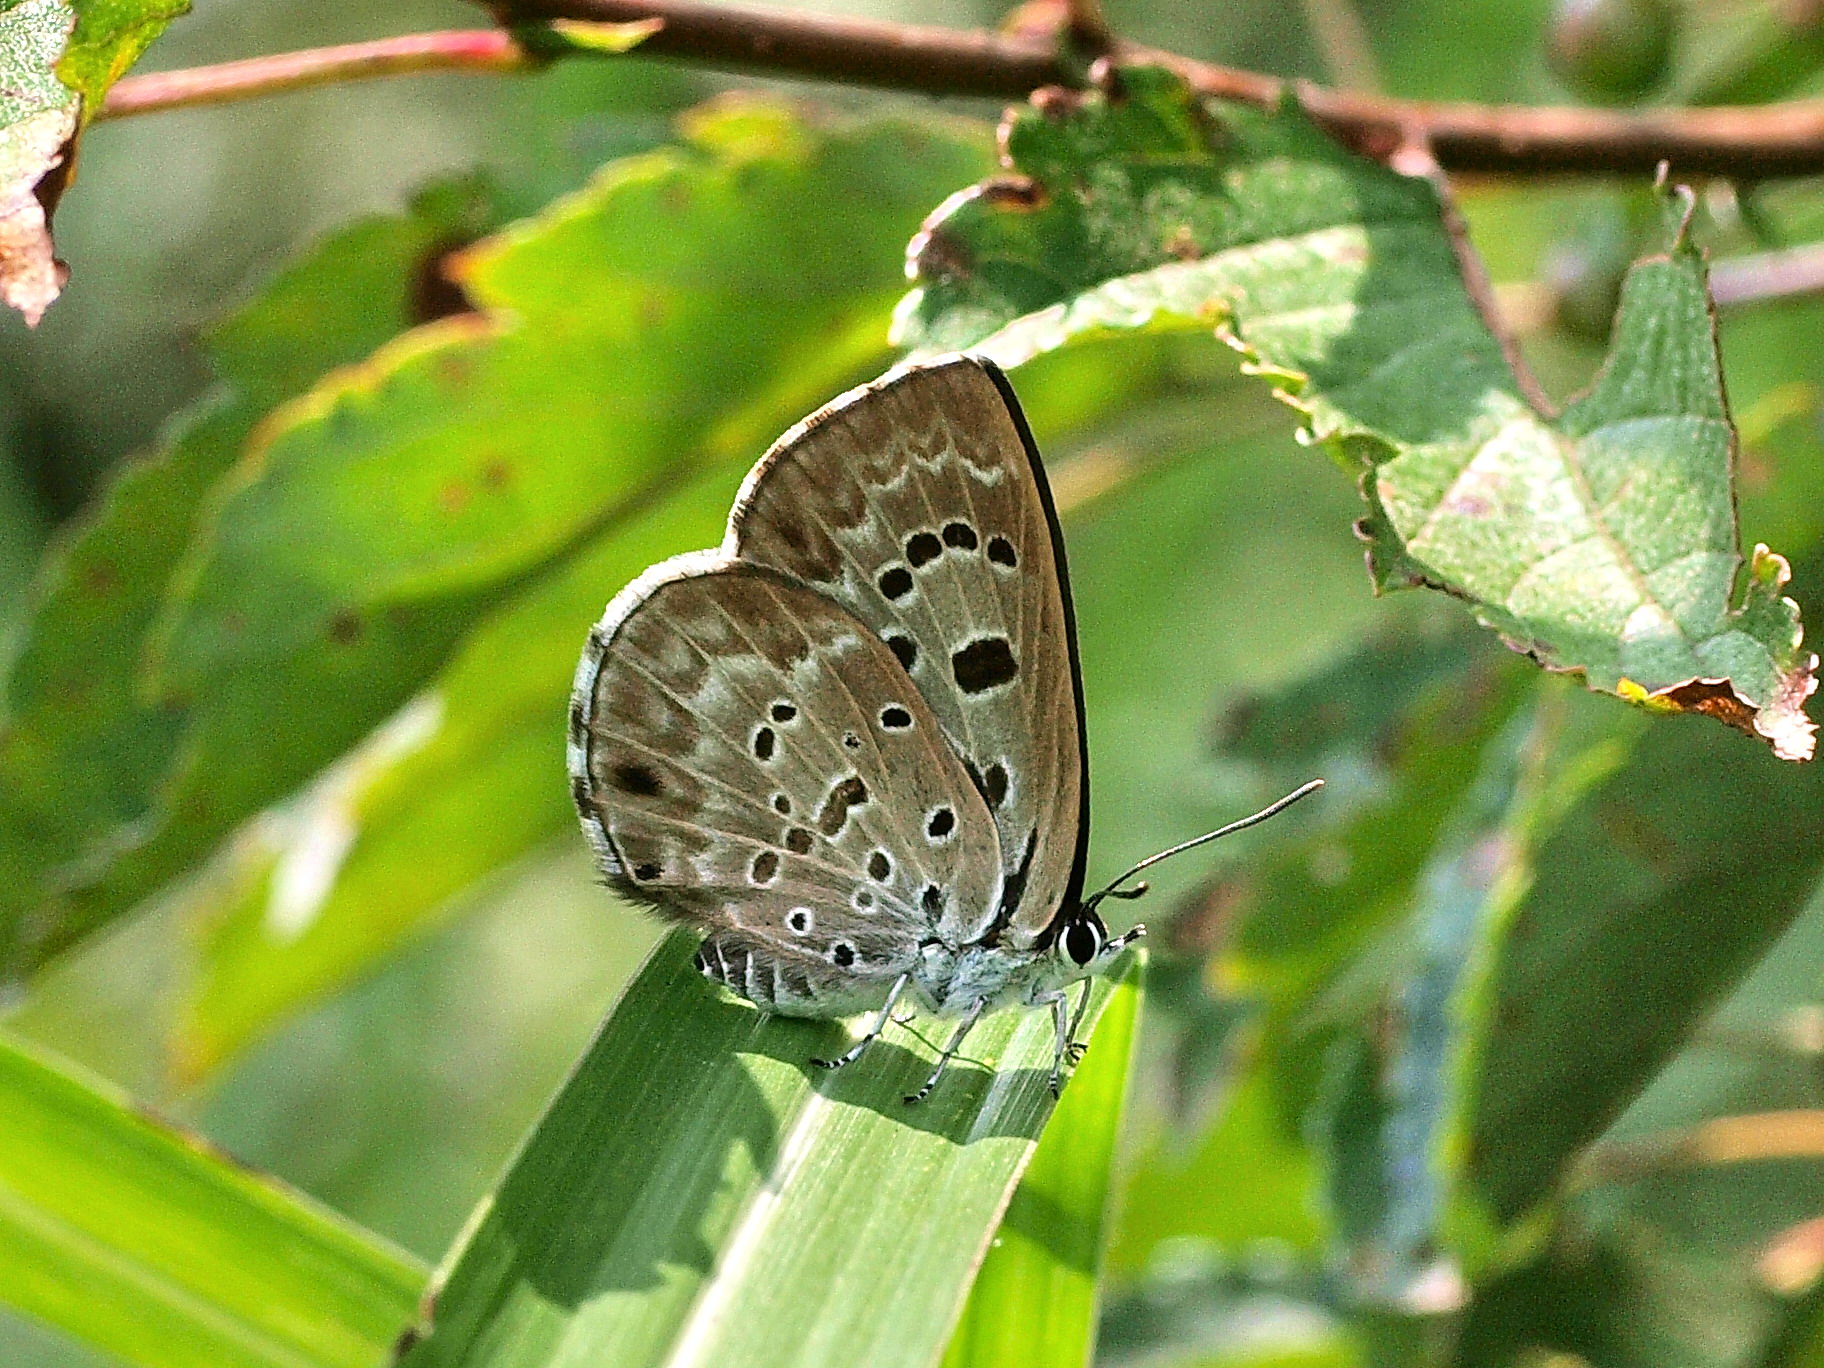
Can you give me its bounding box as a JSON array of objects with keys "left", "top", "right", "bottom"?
[{"left": 10, "top": 1, "right": 1824, "bottom": 1365}]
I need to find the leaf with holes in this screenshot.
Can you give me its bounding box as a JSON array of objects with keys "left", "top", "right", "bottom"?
[
  {"left": 0, "top": 0, "right": 188, "bottom": 324},
  {"left": 895, "top": 65, "right": 1817, "bottom": 760}
]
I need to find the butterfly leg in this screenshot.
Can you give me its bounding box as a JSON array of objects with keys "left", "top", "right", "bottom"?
[
  {"left": 1042, "top": 991, "right": 1072, "bottom": 1097},
  {"left": 813, "top": 972, "right": 911, "bottom": 1072},
  {"left": 1065, "top": 979, "right": 1094, "bottom": 1066},
  {"left": 904, "top": 997, "right": 987, "bottom": 1105}
]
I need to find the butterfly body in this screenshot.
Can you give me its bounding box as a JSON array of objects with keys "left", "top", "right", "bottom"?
[{"left": 570, "top": 354, "right": 1139, "bottom": 1097}]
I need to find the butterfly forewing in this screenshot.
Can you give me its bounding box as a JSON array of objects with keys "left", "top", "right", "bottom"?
[
  {"left": 729, "top": 356, "right": 1087, "bottom": 946},
  {"left": 571, "top": 558, "right": 1003, "bottom": 1012}
]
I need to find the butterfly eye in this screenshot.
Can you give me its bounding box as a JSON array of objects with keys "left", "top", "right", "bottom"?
[{"left": 1063, "top": 916, "right": 1104, "bottom": 968}]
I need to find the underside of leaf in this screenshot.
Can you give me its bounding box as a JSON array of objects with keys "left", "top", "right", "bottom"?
[{"left": 894, "top": 66, "right": 1817, "bottom": 759}]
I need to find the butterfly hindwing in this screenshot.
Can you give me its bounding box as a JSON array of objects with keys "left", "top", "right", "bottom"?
[
  {"left": 729, "top": 355, "right": 1088, "bottom": 947},
  {"left": 570, "top": 557, "right": 1003, "bottom": 1014}
]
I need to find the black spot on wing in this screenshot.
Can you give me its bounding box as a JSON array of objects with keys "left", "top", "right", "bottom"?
[
  {"left": 879, "top": 705, "right": 911, "bottom": 730},
  {"left": 817, "top": 776, "right": 869, "bottom": 836},
  {"left": 753, "top": 726, "right": 776, "bottom": 761},
  {"left": 942, "top": 521, "right": 978, "bottom": 551},
  {"left": 786, "top": 827, "right": 813, "bottom": 854},
  {"left": 951, "top": 637, "right": 1018, "bottom": 695},
  {"left": 984, "top": 762, "right": 1009, "bottom": 810},
  {"left": 868, "top": 850, "right": 892, "bottom": 882},
  {"left": 751, "top": 850, "right": 779, "bottom": 884},
  {"left": 906, "top": 532, "right": 941, "bottom": 568},
  {"left": 611, "top": 762, "right": 663, "bottom": 797},
  {"left": 633, "top": 861, "right": 661, "bottom": 881},
  {"left": 771, "top": 701, "right": 797, "bottom": 723},
  {"left": 878, "top": 566, "right": 913, "bottom": 600},
  {"left": 926, "top": 807, "right": 955, "bottom": 840},
  {"left": 987, "top": 536, "right": 1018, "bottom": 568},
  {"left": 886, "top": 634, "right": 917, "bottom": 672}
]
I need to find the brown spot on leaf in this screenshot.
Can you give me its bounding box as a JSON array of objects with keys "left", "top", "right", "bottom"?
[
  {"left": 327, "top": 611, "right": 363, "bottom": 645},
  {"left": 1165, "top": 225, "right": 1200, "bottom": 262},
  {"left": 82, "top": 560, "right": 118, "bottom": 595},
  {"left": 437, "top": 353, "right": 476, "bottom": 389},
  {"left": 980, "top": 175, "right": 1046, "bottom": 212},
  {"left": 439, "top": 481, "right": 471, "bottom": 514},
  {"left": 481, "top": 458, "right": 511, "bottom": 489},
  {"left": 410, "top": 241, "right": 481, "bottom": 324},
  {"left": 1030, "top": 85, "right": 1088, "bottom": 120},
  {"left": 908, "top": 223, "right": 974, "bottom": 284}
]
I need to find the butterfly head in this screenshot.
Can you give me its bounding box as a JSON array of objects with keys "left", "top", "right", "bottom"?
[{"left": 1051, "top": 905, "right": 1145, "bottom": 984}]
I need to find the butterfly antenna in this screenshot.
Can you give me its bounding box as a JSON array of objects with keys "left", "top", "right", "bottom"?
[{"left": 1082, "top": 779, "right": 1324, "bottom": 915}]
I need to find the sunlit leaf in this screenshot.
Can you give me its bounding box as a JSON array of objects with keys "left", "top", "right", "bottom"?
[
  {"left": 397, "top": 933, "right": 1137, "bottom": 1368},
  {"left": 942, "top": 954, "right": 1143, "bottom": 1368},
  {"left": 0, "top": 1031, "right": 424, "bottom": 1368},
  {"left": 168, "top": 105, "right": 992, "bottom": 1074},
  {"left": 895, "top": 65, "right": 1817, "bottom": 759}
]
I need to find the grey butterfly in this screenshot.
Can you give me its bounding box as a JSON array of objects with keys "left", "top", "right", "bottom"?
[{"left": 568, "top": 353, "right": 1318, "bottom": 1101}]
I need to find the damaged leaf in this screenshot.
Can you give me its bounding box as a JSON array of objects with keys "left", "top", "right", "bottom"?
[
  {"left": 894, "top": 65, "right": 1817, "bottom": 760},
  {"left": 0, "top": 0, "right": 188, "bottom": 324}
]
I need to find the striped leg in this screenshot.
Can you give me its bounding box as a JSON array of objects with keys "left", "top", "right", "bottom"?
[
  {"left": 813, "top": 972, "right": 911, "bottom": 1071},
  {"left": 904, "top": 997, "right": 987, "bottom": 1105}
]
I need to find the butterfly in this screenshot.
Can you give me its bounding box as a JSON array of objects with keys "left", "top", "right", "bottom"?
[{"left": 568, "top": 354, "right": 1319, "bottom": 1102}]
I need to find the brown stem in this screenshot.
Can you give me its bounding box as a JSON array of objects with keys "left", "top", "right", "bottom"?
[
  {"left": 93, "top": 0, "right": 1824, "bottom": 180},
  {"left": 98, "top": 30, "right": 531, "bottom": 120}
]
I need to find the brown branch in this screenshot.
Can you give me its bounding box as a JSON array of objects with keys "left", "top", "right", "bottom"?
[
  {"left": 98, "top": 30, "right": 531, "bottom": 120},
  {"left": 93, "top": 0, "right": 1824, "bottom": 179}
]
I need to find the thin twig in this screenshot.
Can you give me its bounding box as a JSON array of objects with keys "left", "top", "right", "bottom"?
[
  {"left": 91, "top": 0, "right": 1824, "bottom": 179},
  {"left": 98, "top": 30, "right": 531, "bottom": 120}
]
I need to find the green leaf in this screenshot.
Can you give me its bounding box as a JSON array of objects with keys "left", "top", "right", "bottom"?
[
  {"left": 396, "top": 932, "right": 1138, "bottom": 1368},
  {"left": 1467, "top": 668, "right": 1824, "bottom": 1226},
  {"left": 0, "top": 178, "right": 506, "bottom": 978},
  {"left": 0, "top": 1030, "right": 425, "bottom": 1368},
  {"left": 174, "top": 462, "right": 737, "bottom": 1079},
  {"left": 894, "top": 66, "right": 1817, "bottom": 760},
  {"left": 941, "top": 954, "right": 1143, "bottom": 1368},
  {"left": 1459, "top": 1210, "right": 1782, "bottom": 1368},
  {"left": 152, "top": 101, "right": 990, "bottom": 691},
  {"left": 0, "top": 0, "right": 187, "bottom": 323},
  {"left": 1216, "top": 617, "right": 1536, "bottom": 1132},
  {"left": 167, "top": 105, "right": 992, "bottom": 1075},
  {"left": 1310, "top": 687, "right": 1630, "bottom": 1304}
]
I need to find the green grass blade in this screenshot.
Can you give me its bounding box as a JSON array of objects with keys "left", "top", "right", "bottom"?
[
  {"left": 941, "top": 953, "right": 1143, "bottom": 1368},
  {"left": 401, "top": 932, "right": 1139, "bottom": 1368},
  {"left": 0, "top": 1032, "right": 426, "bottom": 1368}
]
